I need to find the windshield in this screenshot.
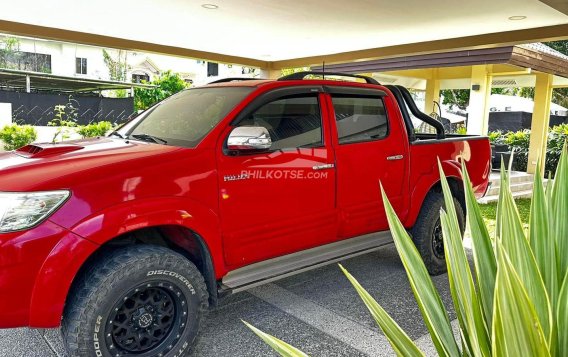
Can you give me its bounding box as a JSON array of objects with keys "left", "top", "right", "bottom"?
[{"left": 124, "top": 87, "right": 253, "bottom": 148}]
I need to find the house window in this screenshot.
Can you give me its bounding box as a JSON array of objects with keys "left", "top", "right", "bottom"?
[
  {"left": 76, "top": 57, "right": 87, "bottom": 74},
  {"left": 132, "top": 73, "right": 150, "bottom": 83},
  {"left": 207, "top": 62, "right": 219, "bottom": 77},
  {"left": 6, "top": 52, "right": 52, "bottom": 73}
]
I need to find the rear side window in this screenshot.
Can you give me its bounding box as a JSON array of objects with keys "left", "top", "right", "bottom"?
[
  {"left": 238, "top": 95, "right": 322, "bottom": 150},
  {"left": 332, "top": 96, "right": 388, "bottom": 144}
]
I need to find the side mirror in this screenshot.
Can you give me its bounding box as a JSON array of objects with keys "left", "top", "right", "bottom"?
[{"left": 227, "top": 126, "right": 272, "bottom": 152}]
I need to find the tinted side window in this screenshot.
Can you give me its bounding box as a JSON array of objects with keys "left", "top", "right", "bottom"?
[
  {"left": 332, "top": 96, "right": 388, "bottom": 144},
  {"left": 239, "top": 95, "right": 322, "bottom": 150}
]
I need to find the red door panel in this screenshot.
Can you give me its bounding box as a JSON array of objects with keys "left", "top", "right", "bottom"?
[
  {"left": 217, "top": 92, "right": 337, "bottom": 268},
  {"left": 327, "top": 93, "right": 409, "bottom": 238}
]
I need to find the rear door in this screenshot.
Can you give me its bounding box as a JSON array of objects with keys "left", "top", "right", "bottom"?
[
  {"left": 217, "top": 87, "right": 337, "bottom": 268},
  {"left": 326, "top": 86, "right": 409, "bottom": 238}
]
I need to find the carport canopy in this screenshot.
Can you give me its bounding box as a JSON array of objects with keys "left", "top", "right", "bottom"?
[
  {"left": 0, "top": 0, "right": 567, "bottom": 70},
  {"left": 1, "top": 0, "right": 568, "bottom": 174}
]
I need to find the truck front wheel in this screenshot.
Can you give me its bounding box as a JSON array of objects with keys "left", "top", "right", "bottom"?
[
  {"left": 410, "top": 191, "right": 465, "bottom": 276},
  {"left": 62, "top": 245, "right": 208, "bottom": 357}
]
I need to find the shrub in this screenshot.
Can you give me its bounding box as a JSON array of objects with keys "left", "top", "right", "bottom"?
[
  {"left": 134, "top": 71, "right": 189, "bottom": 111},
  {"left": 546, "top": 123, "right": 568, "bottom": 174},
  {"left": 456, "top": 126, "right": 467, "bottom": 135},
  {"left": 0, "top": 124, "right": 37, "bottom": 150},
  {"left": 489, "top": 125, "right": 567, "bottom": 174},
  {"left": 247, "top": 144, "right": 568, "bottom": 357},
  {"left": 488, "top": 130, "right": 503, "bottom": 144},
  {"left": 77, "top": 121, "right": 114, "bottom": 138}
]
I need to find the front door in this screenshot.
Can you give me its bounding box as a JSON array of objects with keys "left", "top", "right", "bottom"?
[
  {"left": 217, "top": 90, "right": 337, "bottom": 268},
  {"left": 327, "top": 89, "right": 408, "bottom": 238}
]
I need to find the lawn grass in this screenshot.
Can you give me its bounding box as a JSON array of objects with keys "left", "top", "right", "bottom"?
[{"left": 477, "top": 198, "right": 531, "bottom": 236}]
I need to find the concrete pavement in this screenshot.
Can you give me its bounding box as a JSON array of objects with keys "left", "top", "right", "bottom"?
[{"left": 0, "top": 244, "right": 459, "bottom": 356}]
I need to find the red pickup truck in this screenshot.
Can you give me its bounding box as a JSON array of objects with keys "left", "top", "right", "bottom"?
[{"left": 0, "top": 72, "right": 490, "bottom": 357}]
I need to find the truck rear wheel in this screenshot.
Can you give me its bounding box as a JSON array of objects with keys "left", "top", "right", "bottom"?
[
  {"left": 410, "top": 191, "right": 465, "bottom": 276},
  {"left": 62, "top": 245, "right": 208, "bottom": 357}
]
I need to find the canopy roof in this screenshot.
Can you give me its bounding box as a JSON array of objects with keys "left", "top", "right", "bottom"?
[
  {"left": 0, "top": 0, "right": 567, "bottom": 69},
  {"left": 314, "top": 43, "right": 568, "bottom": 79},
  {"left": 0, "top": 68, "right": 154, "bottom": 93}
]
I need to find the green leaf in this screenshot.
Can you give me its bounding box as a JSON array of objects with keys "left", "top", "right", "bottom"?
[
  {"left": 495, "top": 161, "right": 552, "bottom": 341},
  {"left": 557, "top": 271, "right": 568, "bottom": 357},
  {"left": 494, "top": 159, "right": 509, "bottom": 241},
  {"left": 380, "top": 185, "right": 460, "bottom": 357},
  {"left": 243, "top": 321, "right": 310, "bottom": 357},
  {"left": 492, "top": 242, "right": 551, "bottom": 357},
  {"left": 461, "top": 164, "right": 496, "bottom": 329},
  {"left": 529, "top": 162, "right": 559, "bottom": 312},
  {"left": 551, "top": 142, "right": 568, "bottom": 279},
  {"left": 339, "top": 264, "right": 423, "bottom": 357},
  {"left": 437, "top": 161, "right": 491, "bottom": 357}
]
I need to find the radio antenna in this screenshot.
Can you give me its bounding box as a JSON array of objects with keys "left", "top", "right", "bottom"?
[{"left": 322, "top": 61, "right": 325, "bottom": 80}]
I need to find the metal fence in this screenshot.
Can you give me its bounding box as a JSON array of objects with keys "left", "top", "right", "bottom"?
[{"left": 0, "top": 91, "right": 135, "bottom": 126}]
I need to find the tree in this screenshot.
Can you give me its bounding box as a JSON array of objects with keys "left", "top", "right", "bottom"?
[
  {"left": 545, "top": 40, "right": 568, "bottom": 55},
  {"left": 440, "top": 89, "right": 470, "bottom": 110},
  {"left": 103, "top": 49, "right": 128, "bottom": 81},
  {"left": 0, "top": 37, "right": 20, "bottom": 69},
  {"left": 134, "top": 71, "right": 189, "bottom": 110},
  {"left": 103, "top": 49, "right": 129, "bottom": 98}
]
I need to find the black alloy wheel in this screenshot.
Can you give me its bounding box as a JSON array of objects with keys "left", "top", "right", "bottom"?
[{"left": 106, "top": 284, "right": 187, "bottom": 356}]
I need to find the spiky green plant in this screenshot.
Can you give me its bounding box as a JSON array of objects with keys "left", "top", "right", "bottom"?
[{"left": 245, "top": 143, "right": 568, "bottom": 357}]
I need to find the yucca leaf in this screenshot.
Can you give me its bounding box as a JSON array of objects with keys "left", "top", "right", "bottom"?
[
  {"left": 243, "top": 321, "right": 310, "bottom": 357},
  {"left": 529, "top": 161, "right": 559, "bottom": 313},
  {"left": 492, "top": 242, "right": 551, "bottom": 357},
  {"left": 380, "top": 185, "right": 460, "bottom": 357},
  {"left": 339, "top": 264, "right": 424, "bottom": 357},
  {"left": 461, "top": 164, "right": 496, "bottom": 328},
  {"left": 551, "top": 142, "right": 568, "bottom": 279},
  {"left": 557, "top": 271, "right": 568, "bottom": 357},
  {"left": 494, "top": 159, "right": 509, "bottom": 241},
  {"left": 437, "top": 161, "right": 490, "bottom": 357},
  {"left": 495, "top": 162, "right": 552, "bottom": 341}
]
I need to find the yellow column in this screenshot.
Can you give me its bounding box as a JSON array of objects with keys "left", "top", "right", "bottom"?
[
  {"left": 527, "top": 73, "right": 553, "bottom": 175},
  {"left": 467, "top": 65, "right": 492, "bottom": 135},
  {"left": 424, "top": 69, "right": 440, "bottom": 115}
]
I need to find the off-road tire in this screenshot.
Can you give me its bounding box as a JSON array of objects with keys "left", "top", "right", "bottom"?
[
  {"left": 410, "top": 191, "right": 465, "bottom": 276},
  {"left": 62, "top": 245, "right": 209, "bottom": 357}
]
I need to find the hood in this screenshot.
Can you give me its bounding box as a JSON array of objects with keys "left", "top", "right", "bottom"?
[{"left": 0, "top": 137, "right": 184, "bottom": 191}]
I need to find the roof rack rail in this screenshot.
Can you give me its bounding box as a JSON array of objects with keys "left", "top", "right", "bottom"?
[
  {"left": 277, "top": 71, "right": 380, "bottom": 85},
  {"left": 208, "top": 77, "right": 259, "bottom": 84}
]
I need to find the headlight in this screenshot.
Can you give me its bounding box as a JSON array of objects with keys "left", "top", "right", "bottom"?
[{"left": 0, "top": 191, "right": 70, "bottom": 232}]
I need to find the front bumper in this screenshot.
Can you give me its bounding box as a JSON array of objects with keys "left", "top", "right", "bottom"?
[{"left": 0, "top": 220, "right": 95, "bottom": 328}]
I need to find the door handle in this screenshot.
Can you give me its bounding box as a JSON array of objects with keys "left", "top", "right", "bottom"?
[
  {"left": 312, "top": 163, "right": 335, "bottom": 170},
  {"left": 387, "top": 155, "right": 404, "bottom": 161}
]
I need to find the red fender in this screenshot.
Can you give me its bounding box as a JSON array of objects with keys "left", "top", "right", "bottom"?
[
  {"left": 404, "top": 159, "right": 462, "bottom": 228},
  {"left": 29, "top": 197, "right": 225, "bottom": 327}
]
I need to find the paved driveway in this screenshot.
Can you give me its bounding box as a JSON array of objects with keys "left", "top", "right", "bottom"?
[{"left": 0, "top": 244, "right": 458, "bottom": 356}]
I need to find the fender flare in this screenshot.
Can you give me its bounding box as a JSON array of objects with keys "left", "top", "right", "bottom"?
[
  {"left": 405, "top": 160, "right": 462, "bottom": 228},
  {"left": 29, "top": 197, "right": 224, "bottom": 327}
]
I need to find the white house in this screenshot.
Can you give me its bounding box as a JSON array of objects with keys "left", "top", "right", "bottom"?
[{"left": 0, "top": 34, "right": 258, "bottom": 87}]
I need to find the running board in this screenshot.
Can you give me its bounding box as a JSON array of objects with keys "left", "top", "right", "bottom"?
[{"left": 221, "top": 231, "right": 393, "bottom": 293}]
